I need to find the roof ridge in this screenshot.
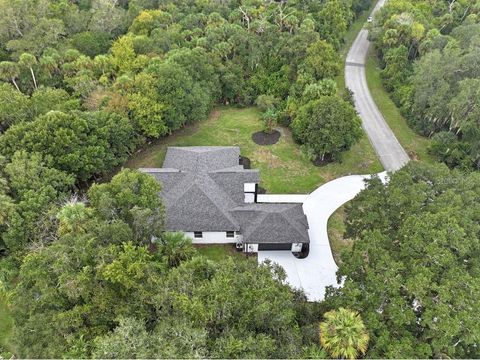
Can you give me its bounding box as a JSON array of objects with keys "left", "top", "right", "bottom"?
[
  {"left": 201, "top": 174, "right": 240, "bottom": 227},
  {"left": 281, "top": 212, "right": 310, "bottom": 242},
  {"left": 257, "top": 212, "right": 309, "bottom": 242},
  {"left": 242, "top": 211, "right": 267, "bottom": 238},
  {"left": 169, "top": 182, "right": 240, "bottom": 230},
  {"left": 163, "top": 172, "right": 195, "bottom": 203}
]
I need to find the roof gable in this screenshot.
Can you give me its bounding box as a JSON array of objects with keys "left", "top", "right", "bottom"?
[
  {"left": 247, "top": 212, "right": 307, "bottom": 243},
  {"left": 166, "top": 183, "right": 239, "bottom": 231},
  {"left": 230, "top": 203, "right": 309, "bottom": 243}
]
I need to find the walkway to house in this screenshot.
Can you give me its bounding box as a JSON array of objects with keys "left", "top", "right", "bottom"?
[
  {"left": 258, "top": 172, "right": 387, "bottom": 301},
  {"left": 257, "top": 194, "right": 309, "bottom": 203}
]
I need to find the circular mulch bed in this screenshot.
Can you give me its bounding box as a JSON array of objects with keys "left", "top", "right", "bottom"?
[
  {"left": 239, "top": 156, "right": 251, "bottom": 169},
  {"left": 312, "top": 154, "right": 334, "bottom": 167},
  {"left": 252, "top": 130, "right": 281, "bottom": 145}
]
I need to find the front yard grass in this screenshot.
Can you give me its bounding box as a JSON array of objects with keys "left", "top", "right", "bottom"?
[
  {"left": 194, "top": 244, "right": 254, "bottom": 262},
  {"left": 125, "top": 107, "right": 382, "bottom": 194}
]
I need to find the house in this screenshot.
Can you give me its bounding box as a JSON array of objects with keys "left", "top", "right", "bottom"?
[{"left": 140, "top": 146, "right": 309, "bottom": 253}]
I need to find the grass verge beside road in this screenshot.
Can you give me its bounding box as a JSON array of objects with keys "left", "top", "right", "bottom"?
[
  {"left": 365, "top": 50, "right": 435, "bottom": 164},
  {"left": 126, "top": 107, "right": 382, "bottom": 194},
  {"left": 328, "top": 1, "right": 391, "bottom": 262},
  {"left": 336, "top": 1, "right": 378, "bottom": 96}
]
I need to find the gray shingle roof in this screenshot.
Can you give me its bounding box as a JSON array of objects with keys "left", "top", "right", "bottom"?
[
  {"left": 163, "top": 147, "right": 241, "bottom": 172},
  {"left": 230, "top": 203, "right": 309, "bottom": 243},
  {"left": 141, "top": 146, "right": 309, "bottom": 243}
]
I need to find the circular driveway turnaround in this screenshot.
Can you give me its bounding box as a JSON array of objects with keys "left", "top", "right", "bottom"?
[
  {"left": 345, "top": 0, "right": 410, "bottom": 171},
  {"left": 258, "top": 172, "right": 387, "bottom": 302}
]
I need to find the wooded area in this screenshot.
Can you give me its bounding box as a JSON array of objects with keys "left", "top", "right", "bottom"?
[
  {"left": 0, "top": 0, "right": 371, "bottom": 358},
  {"left": 1, "top": 0, "right": 479, "bottom": 358},
  {"left": 370, "top": 0, "right": 480, "bottom": 169}
]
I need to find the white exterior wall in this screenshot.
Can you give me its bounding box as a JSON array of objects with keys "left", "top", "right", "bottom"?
[{"left": 185, "top": 231, "right": 237, "bottom": 244}]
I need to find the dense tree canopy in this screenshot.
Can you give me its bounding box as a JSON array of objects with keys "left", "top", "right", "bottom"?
[
  {"left": 10, "top": 171, "right": 322, "bottom": 358},
  {"left": 292, "top": 95, "right": 362, "bottom": 161},
  {"left": 0, "top": 1, "right": 381, "bottom": 358},
  {"left": 326, "top": 163, "right": 480, "bottom": 358},
  {"left": 370, "top": 0, "right": 480, "bottom": 169},
  {"left": 0, "top": 0, "right": 372, "bottom": 254},
  {"left": 0, "top": 110, "right": 135, "bottom": 181}
]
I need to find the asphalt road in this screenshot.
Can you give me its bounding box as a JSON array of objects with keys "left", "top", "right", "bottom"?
[{"left": 345, "top": 0, "right": 410, "bottom": 171}]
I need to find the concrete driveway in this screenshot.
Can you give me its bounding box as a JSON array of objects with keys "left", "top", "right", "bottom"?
[
  {"left": 259, "top": 0, "right": 406, "bottom": 301},
  {"left": 258, "top": 172, "right": 387, "bottom": 301},
  {"left": 345, "top": 0, "right": 410, "bottom": 171}
]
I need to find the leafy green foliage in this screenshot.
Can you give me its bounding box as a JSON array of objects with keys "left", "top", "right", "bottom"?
[
  {"left": 0, "top": 0, "right": 380, "bottom": 357},
  {"left": 93, "top": 316, "right": 208, "bottom": 359},
  {"left": 292, "top": 96, "right": 362, "bottom": 161},
  {"left": 2, "top": 151, "right": 74, "bottom": 251},
  {"left": 70, "top": 31, "right": 112, "bottom": 58},
  {"left": 327, "top": 163, "right": 480, "bottom": 358},
  {"left": 371, "top": 0, "right": 480, "bottom": 169},
  {"left": 158, "top": 232, "right": 195, "bottom": 268},
  {"left": 319, "top": 308, "right": 369, "bottom": 360},
  {"left": 0, "top": 83, "right": 29, "bottom": 131},
  {"left": 261, "top": 108, "right": 278, "bottom": 134},
  {"left": 0, "top": 110, "right": 135, "bottom": 181},
  {"left": 88, "top": 169, "right": 164, "bottom": 244},
  {"left": 10, "top": 170, "right": 320, "bottom": 358},
  {"left": 0, "top": 85, "right": 78, "bottom": 132},
  {"left": 300, "top": 40, "right": 341, "bottom": 82},
  {"left": 0, "top": 0, "right": 372, "bottom": 169}
]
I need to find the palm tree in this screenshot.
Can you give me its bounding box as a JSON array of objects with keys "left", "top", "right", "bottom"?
[
  {"left": 19, "top": 53, "right": 38, "bottom": 90},
  {"left": 0, "top": 61, "right": 21, "bottom": 91},
  {"left": 159, "top": 232, "right": 195, "bottom": 268},
  {"left": 40, "top": 55, "right": 57, "bottom": 78},
  {"left": 319, "top": 307, "right": 369, "bottom": 360}
]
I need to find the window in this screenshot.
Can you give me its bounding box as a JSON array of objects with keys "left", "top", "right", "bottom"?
[
  {"left": 193, "top": 231, "right": 203, "bottom": 238},
  {"left": 226, "top": 231, "right": 235, "bottom": 238}
]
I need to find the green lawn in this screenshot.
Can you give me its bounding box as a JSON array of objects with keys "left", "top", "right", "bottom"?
[
  {"left": 0, "top": 295, "right": 14, "bottom": 354},
  {"left": 327, "top": 206, "right": 353, "bottom": 265},
  {"left": 126, "top": 107, "right": 382, "bottom": 194},
  {"left": 194, "top": 244, "right": 252, "bottom": 262},
  {"left": 365, "top": 49, "right": 435, "bottom": 164}
]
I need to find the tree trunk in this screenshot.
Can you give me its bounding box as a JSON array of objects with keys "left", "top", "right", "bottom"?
[
  {"left": 30, "top": 67, "right": 37, "bottom": 90},
  {"left": 11, "top": 78, "right": 20, "bottom": 91}
]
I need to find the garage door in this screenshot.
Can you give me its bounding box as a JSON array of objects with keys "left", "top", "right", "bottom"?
[{"left": 258, "top": 243, "right": 292, "bottom": 251}]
